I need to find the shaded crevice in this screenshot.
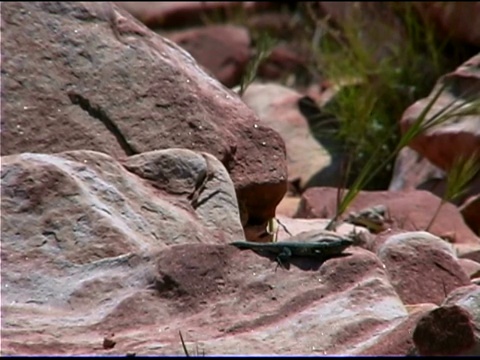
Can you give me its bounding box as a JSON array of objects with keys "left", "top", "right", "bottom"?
[{"left": 68, "top": 92, "right": 138, "bottom": 156}]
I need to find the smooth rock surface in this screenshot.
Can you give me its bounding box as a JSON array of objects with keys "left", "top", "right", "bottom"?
[{"left": 378, "top": 232, "right": 471, "bottom": 305}]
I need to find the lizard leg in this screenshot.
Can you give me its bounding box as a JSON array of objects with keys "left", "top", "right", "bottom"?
[{"left": 276, "top": 247, "right": 292, "bottom": 269}]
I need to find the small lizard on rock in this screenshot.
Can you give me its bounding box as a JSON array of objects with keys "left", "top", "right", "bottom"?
[
  {"left": 344, "top": 204, "right": 391, "bottom": 233},
  {"left": 230, "top": 229, "right": 354, "bottom": 269}
]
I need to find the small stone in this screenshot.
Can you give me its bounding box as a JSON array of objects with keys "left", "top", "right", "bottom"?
[
  {"left": 103, "top": 335, "right": 116, "bottom": 350},
  {"left": 413, "top": 305, "right": 475, "bottom": 356}
]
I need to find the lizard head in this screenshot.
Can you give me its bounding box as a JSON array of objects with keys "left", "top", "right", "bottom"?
[{"left": 346, "top": 204, "right": 388, "bottom": 233}]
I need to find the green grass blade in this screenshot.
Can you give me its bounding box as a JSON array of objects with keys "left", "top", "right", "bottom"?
[
  {"left": 239, "top": 32, "right": 276, "bottom": 96},
  {"left": 330, "top": 81, "right": 479, "bottom": 225},
  {"left": 426, "top": 152, "right": 480, "bottom": 231}
]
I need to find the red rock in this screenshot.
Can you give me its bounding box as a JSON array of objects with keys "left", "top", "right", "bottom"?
[
  {"left": 1, "top": 150, "right": 245, "bottom": 260},
  {"left": 296, "top": 187, "right": 480, "bottom": 244},
  {"left": 460, "top": 192, "right": 480, "bottom": 236},
  {"left": 271, "top": 216, "right": 364, "bottom": 243},
  {"left": 458, "top": 258, "right": 480, "bottom": 279},
  {"left": 121, "top": 149, "right": 247, "bottom": 240},
  {"left": 400, "top": 54, "right": 480, "bottom": 236},
  {"left": 166, "top": 25, "right": 250, "bottom": 88},
  {"left": 1, "top": 2, "right": 287, "bottom": 228},
  {"left": 2, "top": 191, "right": 413, "bottom": 357},
  {"left": 458, "top": 247, "right": 480, "bottom": 264},
  {"left": 378, "top": 232, "right": 471, "bottom": 305},
  {"left": 242, "top": 84, "right": 345, "bottom": 192},
  {"left": 443, "top": 283, "right": 480, "bottom": 304},
  {"left": 413, "top": 305, "right": 478, "bottom": 356},
  {"left": 246, "top": 12, "right": 296, "bottom": 39},
  {"left": 358, "top": 309, "right": 431, "bottom": 355},
  {"left": 115, "top": 2, "right": 275, "bottom": 28},
  {"left": 258, "top": 45, "right": 307, "bottom": 81},
  {"left": 400, "top": 54, "right": 480, "bottom": 172},
  {"left": 103, "top": 335, "right": 116, "bottom": 349},
  {"left": 414, "top": 2, "right": 480, "bottom": 46},
  {"left": 388, "top": 147, "right": 445, "bottom": 192}
]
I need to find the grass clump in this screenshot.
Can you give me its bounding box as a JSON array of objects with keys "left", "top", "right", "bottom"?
[
  {"left": 302, "top": 2, "right": 456, "bottom": 190},
  {"left": 326, "top": 82, "right": 480, "bottom": 230},
  {"left": 295, "top": 2, "right": 478, "bottom": 228}
]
